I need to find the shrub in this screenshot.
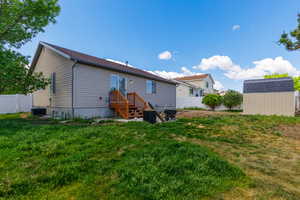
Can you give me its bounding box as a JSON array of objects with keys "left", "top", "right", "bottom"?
[
  {"left": 202, "top": 94, "right": 223, "bottom": 111},
  {"left": 223, "top": 90, "right": 243, "bottom": 110}
]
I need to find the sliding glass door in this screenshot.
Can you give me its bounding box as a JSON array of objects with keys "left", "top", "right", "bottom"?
[{"left": 110, "top": 74, "right": 127, "bottom": 96}]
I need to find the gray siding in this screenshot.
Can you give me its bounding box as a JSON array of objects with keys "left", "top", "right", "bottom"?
[
  {"left": 74, "top": 64, "right": 176, "bottom": 117},
  {"left": 33, "top": 47, "right": 74, "bottom": 109},
  {"left": 33, "top": 49, "right": 176, "bottom": 118}
]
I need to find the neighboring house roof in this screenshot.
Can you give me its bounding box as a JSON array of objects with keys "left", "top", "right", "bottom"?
[
  {"left": 30, "top": 42, "right": 176, "bottom": 85},
  {"left": 243, "top": 78, "right": 294, "bottom": 93},
  {"left": 174, "top": 74, "right": 215, "bottom": 84},
  {"left": 173, "top": 79, "right": 200, "bottom": 89}
]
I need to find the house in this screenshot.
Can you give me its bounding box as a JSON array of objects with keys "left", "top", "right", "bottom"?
[
  {"left": 243, "top": 78, "right": 295, "bottom": 116},
  {"left": 173, "top": 79, "right": 204, "bottom": 98},
  {"left": 173, "top": 74, "right": 215, "bottom": 109},
  {"left": 174, "top": 74, "right": 215, "bottom": 96},
  {"left": 30, "top": 42, "right": 176, "bottom": 119}
]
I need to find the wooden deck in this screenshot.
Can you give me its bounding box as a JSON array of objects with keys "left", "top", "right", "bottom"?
[{"left": 109, "top": 90, "right": 150, "bottom": 119}]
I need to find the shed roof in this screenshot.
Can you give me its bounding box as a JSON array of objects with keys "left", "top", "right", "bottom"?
[
  {"left": 243, "top": 78, "right": 294, "bottom": 93},
  {"left": 30, "top": 42, "right": 176, "bottom": 85}
]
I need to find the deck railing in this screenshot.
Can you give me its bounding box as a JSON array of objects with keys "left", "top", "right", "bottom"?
[
  {"left": 109, "top": 90, "right": 129, "bottom": 119},
  {"left": 109, "top": 90, "right": 150, "bottom": 119},
  {"left": 127, "top": 92, "right": 149, "bottom": 110}
]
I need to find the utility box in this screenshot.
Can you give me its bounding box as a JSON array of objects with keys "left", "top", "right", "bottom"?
[
  {"left": 143, "top": 110, "right": 157, "bottom": 124},
  {"left": 31, "top": 108, "right": 47, "bottom": 116}
]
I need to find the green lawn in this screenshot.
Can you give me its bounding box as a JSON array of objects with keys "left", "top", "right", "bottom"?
[{"left": 0, "top": 113, "right": 300, "bottom": 199}]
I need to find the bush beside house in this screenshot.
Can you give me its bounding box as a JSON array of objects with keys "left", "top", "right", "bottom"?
[
  {"left": 223, "top": 90, "right": 243, "bottom": 110},
  {"left": 201, "top": 90, "right": 243, "bottom": 111},
  {"left": 202, "top": 94, "right": 223, "bottom": 111}
]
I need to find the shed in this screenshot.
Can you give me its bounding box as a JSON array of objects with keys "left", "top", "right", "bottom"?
[{"left": 243, "top": 78, "right": 295, "bottom": 116}]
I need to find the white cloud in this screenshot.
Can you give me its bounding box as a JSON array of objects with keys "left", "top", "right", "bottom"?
[
  {"left": 194, "top": 55, "right": 300, "bottom": 80},
  {"left": 193, "top": 55, "right": 241, "bottom": 72},
  {"left": 181, "top": 66, "right": 194, "bottom": 75},
  {"left": 149, "top": 67, "right": 202, "bottom": 79},
  {"left": 149, "top": 66, "right": 226, "bottom": 91},
  {"left": 158, "top": 51, "right": 172, "bottom": 60},
  {"left": 232, "top": 25, "right": 240, "bottom": 31},
  {"left": 214, "top": 81, "right": 224, "bottom": 90}
]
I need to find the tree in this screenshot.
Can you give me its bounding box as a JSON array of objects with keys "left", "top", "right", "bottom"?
[
  {"left": 0, "top": 0, "right": 60, "bottom": 94},
  {"left": 202, "top": 94, "right": 223, "bottom": 111},
  {"left": 264, "top": 73, "right": 300, "bottom": 91},
  {"left": 279, "top": 14, "right": 300, "bottom": 51},
  {"left": 0, "top": 48, "right": 50, "bottom": 94},
  {"left": 223, "top": 90, "right": 243, "bottom": 110}
]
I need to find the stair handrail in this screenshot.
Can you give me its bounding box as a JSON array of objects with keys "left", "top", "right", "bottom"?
[
  {"left": 127, "top": 92, "right": 149, "bottom": 110},
  {"left": 109, "top": 90, "right": 129, "bottom": 104}
]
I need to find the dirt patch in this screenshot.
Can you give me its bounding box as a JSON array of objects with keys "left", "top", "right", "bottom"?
[
  {"left": 20, "top": 113, "right": 31, "bottom": 119},
  {"left": 278, "top": 124, "right": 300, "bottom": 140},
  {"left": 176, "top": 110, "right": 236, "bottom": 118}
]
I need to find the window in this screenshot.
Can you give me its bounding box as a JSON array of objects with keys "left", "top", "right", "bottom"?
[
  {"left": 189, "top": 87, "right": 194, "bottom": 96},
  {"left": 199, "top": 89, "right": 204, "bottom": 96},
  {"left": 206, "top": 82, "right": 209, "bottom": 88},
  {"left": 50, "top": 72, "right": 56, "bottom": 94},
  {"left": 146, "top": 80, "right": 156, "bottom": 94}
]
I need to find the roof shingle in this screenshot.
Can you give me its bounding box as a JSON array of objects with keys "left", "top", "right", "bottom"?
[{"left": 174, "top": 74, "right": 209, "bottom": 81}]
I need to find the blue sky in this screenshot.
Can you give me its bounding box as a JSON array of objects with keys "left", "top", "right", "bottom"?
[{"left": 20, "top": 0, "right": 300, "bottom": 91}]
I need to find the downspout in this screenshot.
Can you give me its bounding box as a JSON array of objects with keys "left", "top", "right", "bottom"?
[{"left": 71, "top": 60, "right": 78, "bottom": 118}]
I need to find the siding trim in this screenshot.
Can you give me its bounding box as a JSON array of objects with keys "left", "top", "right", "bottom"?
[
  {"left": 71, "top": 61, "right": 78, "bottom": 117},
  {"left": 40, "top": 42, "right": 71, "bottom": 60}
]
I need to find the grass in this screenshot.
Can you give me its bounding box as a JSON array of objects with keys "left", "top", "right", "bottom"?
[
  {"left": 222, "top": 109, "right": 243, "bottom": 113},
  {"left": 0, "top": 113, "right": 246, "bottom": 200},
  {"left": 167, "top": 114, "right": 300, "bottom": 200},
  {"left": 177, "top": 107, "right": 208, "bottom": 111},
  {"left": 1, "top": 113, "right": 300, "bottom": 199}
]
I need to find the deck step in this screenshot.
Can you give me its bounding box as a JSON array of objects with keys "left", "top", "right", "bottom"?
[{"left": 109, "top": 90, "right": 149, "bottom": 119}]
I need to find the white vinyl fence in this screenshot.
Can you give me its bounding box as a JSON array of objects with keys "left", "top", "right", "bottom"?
[
  {"left": 296, "top": 91, "right": 300, "bottom": 112},
  {"left": 0, "top": 94, "right": 32, "bottom": 114},
  {"left": 176, "top": 96, "right": 206, "bottom": 109},
  {"left": 176, "top": 96, "right": 242, "bottom": 111}
]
